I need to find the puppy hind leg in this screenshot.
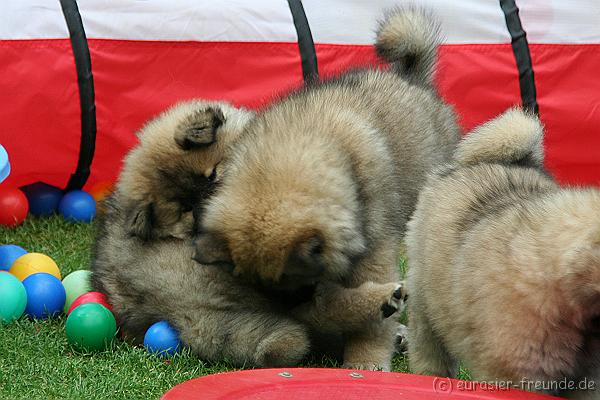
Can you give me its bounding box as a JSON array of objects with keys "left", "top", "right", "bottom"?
[
  {"left": 342, "top": 318, "right": 398, "bottom": 372},
  {"left": 252, "top": 314, "right": 312, "bottom": 367},
  {"left": 176, "top": 308, "right": 311, "bottom": 368},
  {"left": 318, "top": 241, "right": 405, "bottom": 371},
  {"left": 407, "top": 303, "right": 455, "bottom": 377}
]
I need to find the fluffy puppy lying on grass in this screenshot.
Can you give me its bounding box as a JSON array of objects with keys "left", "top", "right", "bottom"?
[
  {"left": 92, "top": 100, "right": 316, "bottom": 367},
  {"left": 406, "top": 108, "right": 600, "bottom": 398},
  {"left": 193, "top": 7, "right": 460, "bottom": 370},
  {"left": 92, "top": 98, "right": 411, "bottom": 368}
]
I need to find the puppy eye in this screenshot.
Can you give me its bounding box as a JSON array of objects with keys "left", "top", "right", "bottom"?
[{"left": 208, "top": 168, "right": 217, "bottom": 181}]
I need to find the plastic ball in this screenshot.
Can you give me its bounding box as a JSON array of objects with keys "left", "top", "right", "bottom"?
[
  {"left": 0, "top": 244, "right": 27, "bottom": 271},
  {"left": 67, "top": 291, "right": 113, "bottom": 315},
  {"left": 89, "top": 181, "right": 114, "bottom": 202},
  {"left": 0, "top": 144, "right": 9, "bottom": 183},
  {"left": 0, "top": 272, "right": 27, "bottom": 323},
  {"left": 9, "top": 252, "right": 61, "bottom": 281},
  {"left": 89, "top": 181, "right": 114, "bottom": 215},
  {"left": 58, "top": 190, "right": 96, "bottom": 222},
  {"left": 66, "top": 303, "right": 116, "bottom": 352},
  {"left": 21, "top": 182, "right": 63, "bottom": 217},
  {"left": 0, "top": 185, "right": 28, "bottom": 227},
  {"left": 22, "top": 272, "right": 66, "bottom": 319},
  {"left": 62, "top": 270, "right": 92, "bottom": 312},
  {"left": 144, "top": 320, "right": 182, "bottom": 356}
]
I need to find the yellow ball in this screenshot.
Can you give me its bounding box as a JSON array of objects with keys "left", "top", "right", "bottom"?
[{"left": 9, "top": 253, "right": 61, "bottom": 281}]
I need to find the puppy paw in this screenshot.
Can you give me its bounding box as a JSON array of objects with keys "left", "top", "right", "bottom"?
[
  {"left": 342, "top": 361, "right": 390, "bottom": 372},
  {"left": 395, "top": 323, "right": 409, "bottom": 354},
  {"left": 380, "top": 282, "right": 408, "bottom": 319}
]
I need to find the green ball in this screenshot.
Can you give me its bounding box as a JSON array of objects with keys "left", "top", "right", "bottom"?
[
  {"left": 62, "top": 270, "right": 92, "bottom": 312},
  {"left": 65, "top": 303, "right": 116, "bottom": 352},
  {"left": 0, "top": 271, "right": 27, "bottom": 323}
]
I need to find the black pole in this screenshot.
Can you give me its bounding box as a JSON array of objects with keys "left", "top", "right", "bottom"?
[
  {"left": 287, "top": 0, "right": 319, "bottom": 83},
  {"left": 60, "top": 0, "right": 97, "bottom": 190},
  {"left": 500, "top": 0, "right": 539, "bottom": 114}
]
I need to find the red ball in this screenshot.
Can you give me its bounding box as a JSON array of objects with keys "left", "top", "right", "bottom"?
[
  {"left": 67, "top": 291, "right": 113, "bottom": 315},
  {"left": 0, "top": 186, "right": 29, "bottom": 227}
]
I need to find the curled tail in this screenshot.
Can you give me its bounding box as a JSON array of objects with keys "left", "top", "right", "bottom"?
[
  {"left": 454, "top": 108, "right": 545, "bottom": 168},
  {"left": 375, "top": 7, "right": 441, "bottom": 85}
]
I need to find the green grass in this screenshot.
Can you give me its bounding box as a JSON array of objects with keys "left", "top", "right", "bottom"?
[{"left": 0, "top": 217, "right": 419, "bottom": 399}]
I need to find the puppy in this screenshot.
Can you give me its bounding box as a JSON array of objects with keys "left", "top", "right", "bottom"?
[
  {"left": 193, "top": 8, "right": 460, "bottom": 371},
  {"left": 406, "top": 108, "right": 600, "bottom": 399},
  {"left": 92, "top": 100, "right": 312, "bottom": 367},
  {"left": 116, "top": 99, "right": 253, "bottom": 240}
]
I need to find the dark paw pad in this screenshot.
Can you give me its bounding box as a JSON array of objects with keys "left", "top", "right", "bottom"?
[
  {"left": 381, "top": 303, "right": 398, "bottom": 318},
  {"left": 393, "top": 287, "right": 403, "bottom": 300}
]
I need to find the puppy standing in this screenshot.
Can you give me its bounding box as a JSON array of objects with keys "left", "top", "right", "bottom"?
[
  {"left": 92, "top": 100, "right": 312, "bottom": 367},
  {"left": 193, "top": 8, "right": 460, "bottom": 371},
  {"left": 406, "top": 108, "right": 600, "bottom": 399}
]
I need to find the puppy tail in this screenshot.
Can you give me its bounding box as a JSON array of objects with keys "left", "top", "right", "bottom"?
[
  {"left": 375, "top": 7, "right": 442, "bottom": 85},
  {"left": 454, "top": 108, "right": 545, "bottom": 168}
]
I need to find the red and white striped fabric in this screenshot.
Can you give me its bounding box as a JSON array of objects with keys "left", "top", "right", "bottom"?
[{"left": 0, "top": 0, "right": 599, "bottom": 188}]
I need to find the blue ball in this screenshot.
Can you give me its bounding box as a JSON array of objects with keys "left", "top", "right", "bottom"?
[
  {"left": 0, "top": 144, "right": 9, "bottom": 183},
  {"left": 21, "top": 182, "right": 63, "bottom": 217},
  {"left": 23, "top": 272, "right": 66, "bottom": 319},
  {"left": 144, "top": 320, "right": 182, "bottom": 356},
  {"left": 0, "top": 244, "right": 27, "bottom": 271},
  {"left": 58, "top": 190, "right": 96, "bottom": 223}
]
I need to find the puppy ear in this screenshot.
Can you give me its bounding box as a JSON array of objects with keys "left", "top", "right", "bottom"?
[
  {"left": 126, "top": 203, "right": 155, "bottom": 241},
  {"left": 174, "top": 107, "right": 226, "bottom": 150},
  {"left": 193, "top": 232, "right": 232, "bottom": 265}
]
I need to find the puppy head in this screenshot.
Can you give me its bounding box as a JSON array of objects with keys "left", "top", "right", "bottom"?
[
  {"left": 192, "top": 120, "right": 367, "bottom": 289},
  {"left": 117, "top": 100, "right": 254, "bottom": 241}
]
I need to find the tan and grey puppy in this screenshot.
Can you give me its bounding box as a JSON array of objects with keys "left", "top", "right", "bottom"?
[
  {"left": 117, "top": 100, "right": 253, "bottom": 240},
  {"left": 92, "top": 100, "right": 312, "bottom": 367},
  {"left": 406, "top": 108, "right": 600, "bottom": 399},
  {"left": 193, "top": 8, "right": 460, "bottom": 371}
]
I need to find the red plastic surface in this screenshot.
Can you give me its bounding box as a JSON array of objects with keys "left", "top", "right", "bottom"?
[{"left": 161, "top": 369, "right": 561, "bottom": 400}]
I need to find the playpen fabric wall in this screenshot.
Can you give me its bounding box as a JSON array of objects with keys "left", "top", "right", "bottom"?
[{"left": 0, "top": 0, "right": 599, "bottom": 190}]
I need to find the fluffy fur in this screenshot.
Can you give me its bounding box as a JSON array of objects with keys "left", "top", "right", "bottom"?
[
  {"left": 92, "top": 98, "right": 414, "bottom": 367},
  {"left": 117, "top": 100, "right": 253, "bottom": 241},
  {"left": 92, "top": 100, "right": 312, "bottom": 367},
  {"left": 193, "top": 8, "right": 459, "bottom": 371},
  {"left": 406, "top": 108, "right": 600, "bottom": 398},
  {"left": 375, "top": 6, "right": 441, "bottom": 86}
]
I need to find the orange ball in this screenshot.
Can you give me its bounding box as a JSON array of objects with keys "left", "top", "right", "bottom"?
[
  {"left": 89, "top": 181, "right": 114, "bottom": 202},
  {"left": 88, "top": 181, "right": 114, "bottom": 215}
]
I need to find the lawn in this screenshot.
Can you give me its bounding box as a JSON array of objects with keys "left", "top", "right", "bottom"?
[{"left": 0, "top": 216, "right": 415, "bottom": 399}]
